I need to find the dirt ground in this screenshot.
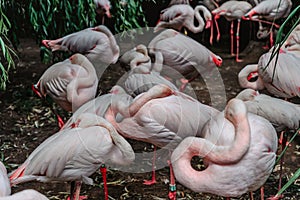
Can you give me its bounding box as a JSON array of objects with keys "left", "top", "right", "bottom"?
[{"left": 0, "top": 30, "right": 300, "bottom": 200}]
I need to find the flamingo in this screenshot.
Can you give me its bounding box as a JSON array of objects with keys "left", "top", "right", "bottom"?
[
  {"left": 9, "top": 113, "right": 135, "bottom": 200},
  {"left": 119, "top": 44, "right": 179, "bottom": 96},
  {"left": 42, "top": 25, "right": 120, "bottom": 78},
  {"left": 211, "top": 0, "right": 252, "bottom": 62},
  {"left": 171, "top": 98, "right": 278, "bottom": 198},
  {"left": 236, "top": 88, "right": 300, "bottom": 131},
  {"left": 105, "top": 84, "right": 219, "bottom": 199},
  {"left": 243, "top": 0, "right": 292, "bottom": 47},
  {"left": 148, "top": 29, "right": 222, "bottom": 91},
  {"left": 32, "top": 53, "right": 98, "bottom": 117},
  {"left": 0, "top": 162, "right": 10, "bottom": 197},
  {"left": 238, "top": 50, "right": 300, "bottom": 98},
  {"left": 94, "top": 0, "right": 111, "bottom": 24},
  {"left": 154, "top": 4, "right": 213, "bottom": 34}
]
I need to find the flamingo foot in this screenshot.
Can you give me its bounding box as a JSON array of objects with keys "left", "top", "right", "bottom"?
[
  {"left": 168, "top": 190, "right": 176, "bottom": 200},
  {"left": 143, "top": 178, "right": 157, "bottom": 185},
  {"left": 236, "top": 58, "right": 243, "bottom": 63},
  {"left": 66, "top": 195, "right": 88, "bottom": 200}
]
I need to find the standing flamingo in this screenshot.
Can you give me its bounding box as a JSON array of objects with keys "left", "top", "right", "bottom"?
[
  {"left": 42, "top": 25, "right": 120, "bottom": 78},
  {"left": 238, "top": 50, "right": 300, "bottom": 98},
  {"left": 212, "top": 0, "right": 252, "bottom": 62},
  {"left": 171, "top": 98, "right": 278, "bottom": 198},
  {"left": 9, "top": 113, "right": 135, "bottom": 200},
  {"left": 32, "top": 53, "right": 98, "bottom": 114},
  {"left": 105, "top": 84, "right": 219, "bottom": 199},
  {"left": 154, "top": 4, "right": 213, "bottom": 34},
  {"left": 243, "top": 0, "right": 292, "bottom": 47},
  {"left": 148, "top": 29, "right": 222, "bottom": 91}
]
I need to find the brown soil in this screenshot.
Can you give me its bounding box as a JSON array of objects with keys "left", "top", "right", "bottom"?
[{"left": 0, "top": 36, "right": 299, "bottom": 200}]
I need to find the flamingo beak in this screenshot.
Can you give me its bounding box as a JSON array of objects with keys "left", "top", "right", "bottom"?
[
  {"left": 105, "top": 5, "right": 111, "bottom": 18},
  {"left": 32, "top": 83, "right": 42, "bottom": 98},
  {"left": 41, "top": 40, "right": 50, "bottom": 48},
  {"left": 212, "top": 54, "right": 222, "bottom": 67},
  {"left": 247, "top": 71, "right": 258, "bottom": 81}
]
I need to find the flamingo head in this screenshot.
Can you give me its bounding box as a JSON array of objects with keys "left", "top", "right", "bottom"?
[
  {"left": 205, "top": 19, "right": 212, "bottom": 29},
  {"left": 32, "top": 83, "right": 43, "bottom": 98},
  {"left": 212, "top": 54, "right": 222, "bottom": 67},
  {"left": 247, "top": 71, "right": 259, "bottom": 81}
]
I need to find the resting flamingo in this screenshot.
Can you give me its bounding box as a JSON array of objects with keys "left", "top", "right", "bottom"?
[
  {"left": 171, "top": 98, "right": 278, "bottom": 199},
  {"left": 42, "top": 25, "right": 120, "bottom": 78},
  {"left": 105, "top": 84, "right": 219, "bottom": 199},
  {"left": 236, "top": 88, "right": 300, "bottom": 131},
  {"left": 9, "top": 113, "right": 134, "bottom": 200},
  {"left": 238, "top": 50, "right": 300, "bottom": 98},
  {"left": 154, "top": 4, "right": 213, "bottom": 34},
  {"left": 0, "top": 162, "right": 10, "bottom": 197},
  {"left": 148, "top": 29, "right": 222, "bottom": 91},
  {"left": 212, "top": 0, "right": 252, "bottom": 62}
]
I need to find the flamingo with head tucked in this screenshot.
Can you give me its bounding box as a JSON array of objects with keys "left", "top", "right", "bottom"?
[
  {"left": 32, "top": 53, "right": 98, "bottom": 128},
  {"left": 105, "top": 84, "right": 219, "bottom": 199},
  {"left": 148, "top": 29, "right": 222, "bottom": 91},
  {"left": 238, "top": 50, "right": 300, "bottom": 99},
  {"left": 9, "top": 113, "right": 134, "bottom": 200},
  {"left": 42, "top": 25, "right": 120, "bottom": 78},
  {"left": 171, "top": 98, "right": 278, "bottom": 198}
]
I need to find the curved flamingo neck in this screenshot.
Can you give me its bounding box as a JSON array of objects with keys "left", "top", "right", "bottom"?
[
  {"left": 238, "top": 64, "right": 265, "bottom": 90},
  {"left": 187, "top": 6, "right": 208, "bottom": 33}
]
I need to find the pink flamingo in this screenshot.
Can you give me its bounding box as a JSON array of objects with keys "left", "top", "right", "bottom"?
[
  {"left": 32, "top": 53, "right": 98, "bottom": 128},
  {"left": 238, "top": 50, "right": 300, "bottom": 98},
  {"left": 9, "top": 113, "right": 134, "bottom": 200},
  {"left": 171, "top": 98, "right": 278, "bottom": 199},
  {"left": 0, "top": 162, "right": 10, "bottom": 197},
  {"left": 148, "top": 29, "right": 222, "bottom": 91},
  {"left": 154, "top": 4, "right": 213, "bottom": 34},
  {"left": 105, "top": 84, "right": 219, "bottom": 199},
  {"left": 243, "top": 0, "right": 292, "bottom": 47},
  {"left": 42, "top": 25, "right": 120, "bottom": 78},
  {"left": 212, "top": 0, "right": 252, "bottom": 62},
  {"left": 94, "top": 0, "right": 111, "bottom": 24}
]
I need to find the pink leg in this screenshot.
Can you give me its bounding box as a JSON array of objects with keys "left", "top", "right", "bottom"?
[
  {"left": 236, "top": 19, "right": 243, "bottom": 62},
  {"left": 100, "top": 164, "right": 109, "bottom": 200},
  {"left": 230, "top": 21, "right": 235, "bottom": 56},
  {"left": 261, "top": 186, "right": 264, "bottom": 200},
  {"left": 57, "top": 114, "right": 65, "bottom": 130},
  {"left": 67, "top": 181, "right": 87, "bottom": 200},
  {"left": 214, "top": 15, "right": 221, "bottom": 42},
  {"left": 167, "top": 160, "right": 176, "bottom": 200},
  {"left": 144, "top": 146, "right": 157, "bottom": 185},
  {"left": 249, "top": 191, "right": 254, "bottom": 200},
  {"left": 270, "top": 28, "right": 274, "bottom": 48},
  {"left": 210, "top": 19, "right": 214, "bottom": 45},
  {"left": 179, "top": 78, "right": 189, "bottom": 92}
]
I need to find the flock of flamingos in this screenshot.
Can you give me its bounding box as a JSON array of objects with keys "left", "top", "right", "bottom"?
[{"left": 1, "top": 0, "right": 299, "bottom": 199}]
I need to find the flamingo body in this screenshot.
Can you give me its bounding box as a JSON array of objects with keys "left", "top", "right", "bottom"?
[
  {"left": 171, "top": 99, "right": 277, "bottom": 197},
  {"left": 34, "top": 54, "right": 98, "bottom": 112},
  {"left": 0, "top": 162, "right": 10, "bottom": 197},
  {"left": 0, "top": 190, "right": 48, "bottom": 200}
]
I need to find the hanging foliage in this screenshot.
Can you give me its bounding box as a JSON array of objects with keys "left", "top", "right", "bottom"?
[{"left": 0, "top": 3, "right": 17, "bottom": 90}]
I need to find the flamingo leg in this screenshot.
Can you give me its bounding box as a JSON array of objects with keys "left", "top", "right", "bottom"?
[
  {"left": 230, "top": 21, "right": 235, "bottom": 56},
  {"left": 249, "top": 191, "right": 254, "bottom": 200},
  {"left": 261, "top": 186, "right": 265, "bottom": 200},
  {"left": 236, "top": 19, "right": 243, "bottom": 62},
  {"left": 210, "top": 19, "right": 214, "bottom": 45},
  {"left": 100, "top": 164, "right": 109, "bottom": 200},
  {"left": 67, "top": 181, "right": 87, "bottom": 200},
  {"left": 269, "top": 28, "right": 274, "bottom": 48},
  {"left": 144, "top": 146, "right": 157, "bottom": 185},
  {"left": 168, "top": 160, "right": 176, "bottom": 200},
  {"left": 214, "top": 15, "right": 221, "bottom": 42}
]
